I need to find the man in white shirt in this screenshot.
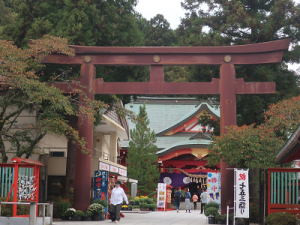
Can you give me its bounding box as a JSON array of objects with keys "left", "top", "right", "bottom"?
[
  {"left": 110, "top": 181, "right": 129, "bottom": 223},
  {"left": 200, "top": 188, "right": 208, "bottom": 214}
]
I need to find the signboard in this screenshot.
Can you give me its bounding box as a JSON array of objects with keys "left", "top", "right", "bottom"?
[
  {"left": 235, "top": 169, "right": 249, "bottom": 218},
  {"left": 99, "top": 162, "right": 109, "bottom": 171},
  {"left": 157, "top": 183, "right": 166, "bottom": 210},
  {"left": 110, "top": 165, "right": 119, "bottom": 173},
  {"left": 207, "top": 172, "right": 221, "bottom": 213},
  {"left": 119, "top": 168, "right": 127, "bottom": 177},
  {"left": 94, "top": 171, "right": 109, "bottom": 212}
]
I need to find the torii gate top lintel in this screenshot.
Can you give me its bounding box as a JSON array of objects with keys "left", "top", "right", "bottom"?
[{"left": 42, "top": 38, "right": 291, "bottom": 66}]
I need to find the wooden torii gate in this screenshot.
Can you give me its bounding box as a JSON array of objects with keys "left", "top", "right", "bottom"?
[{"left": 42, "top": 38, "right": 291, "bottom": 212}]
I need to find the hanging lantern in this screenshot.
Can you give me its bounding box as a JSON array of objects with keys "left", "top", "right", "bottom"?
[
  {"left": 193, "top": 178, "right": 196, "bottom": 182},
  {"left": 187, "top": 177, "right": 191, "bottom": 182}
]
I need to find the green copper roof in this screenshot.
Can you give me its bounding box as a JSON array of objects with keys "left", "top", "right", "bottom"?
[
  {"left": 156, "top": 102, "right": 220, "bottom": 136},
  {"left": 156, "top": 139, "right": 212, "bottom": 157},
  {"left": 124, "top": 99, "right": 201, "bottom": 134},
  {"left": 120, "top": 136, "right": 191, "bottom": 149}
]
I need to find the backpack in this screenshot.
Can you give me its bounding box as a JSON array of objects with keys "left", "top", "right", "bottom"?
[{"left": 174, "top": 191, "right": 181, "bottom": 201}]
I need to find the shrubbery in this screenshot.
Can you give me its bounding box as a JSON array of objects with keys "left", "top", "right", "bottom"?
[
  {"left": 204, "top": 207, "right": 219, "bottom": 217},
  {"left": 204, "top": 202, "right": 219, "bottom": 211},
  {"left": 265, "top": 212, "right": 297, "bottom": 225}
]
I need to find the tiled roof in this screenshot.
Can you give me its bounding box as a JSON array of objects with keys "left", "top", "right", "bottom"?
[
  {"left": 120, "top": 136, "right": 191, "bottom": 150},
  {"left": 156, "top": 102, "right": 220, "bottom": 136},
  {"left": 156, "top": 139, "right": 212, "bottom": 157},
  {"left": 124, "top": 98, "right": 202, "bottom": 134}
]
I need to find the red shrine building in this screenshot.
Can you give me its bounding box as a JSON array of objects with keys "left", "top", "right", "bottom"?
[{"left": 120, "top": 97, "right": 220, "bottom": 195}]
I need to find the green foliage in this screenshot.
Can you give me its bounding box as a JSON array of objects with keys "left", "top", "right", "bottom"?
[
  {"left": 207, "top": 95, "right": 300, "bottom": 169},
  {"left": 144, "top": 14, "right": 176, "bottom": 46},
  {"left": 149, "top": 204, "right": 157, "bottom": 210},
  {"left": 204, "top": 207, "right": 218, "bottom": 217},
  {"left": 93, "top": 199, "right": 108, "bottom": 208},
  {"left": 0, "top": 0, "right": 13, "bottom": 26},
  {"left": 0, "top": 197, "right": 30, "bottom": 216},
  {"left": 82, "top": 211, "right": 92, "bottom": 217},
  {"left": 127, "top": 104, "right": 160, "bottom": 195},
  {"left": 204, "top": 202, "right": 219, "bottom": 211},
  {"left": 265, "top": 212, "right": 297, "bottom": 225},
  {"left": 145, "top": 198, "right": 154, "bottom": 204},
  {"left": 249, "top": 204, "right": 259, "bottom": 223},
  {"left": 53, "top": 199, "right": 71, "bottom": 218},
  {"left": 215, "top": 214, "right": 225, "bottom": 220},
  {"left": 75, "top": 210, "right": 84, "bottom": 216}
]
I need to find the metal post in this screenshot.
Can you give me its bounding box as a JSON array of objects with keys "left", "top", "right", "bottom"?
[
  {"left": 29, "top": 201, "right": 37, "bottom": 225},
  {"left": 0, "top": 202, "right": 2, "bottom": 216},
  {"left": 42, "top": 204, "right": 45, "bottom": 225},
  {"left": 47, "top": 202, "right": 53, "bottom": 224},
  {"left": 227, "top": 205, "right": 229, "bottom": 225}
]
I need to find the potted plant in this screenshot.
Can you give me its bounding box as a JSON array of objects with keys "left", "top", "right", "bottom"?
[
  {"left": 63, "top": 208, "right": 76, "bottom": 220},
  {"left": 140, "top": 203, "right": 150, "bottom": 211},
  {"left": 93, "top": 199, "right": 108, "bottom": 208},
  {"left": 75, "top": 210, "right": 84, "bottom": 221},
  {"left": 149, "top": 204, "right": 157, "bottom": 211},
  {"left": 204, "top": 207, "right": 218, "bottom": 224},
  {"left": 128, "top": 205, "right": 132, "bottom": 211},
  {"left": 81, "top": 211, "right": 92, "bottom": 221},
  {"left": 229, "top": 213, "right": 234, "bottom": 225},
  {"left": 121, "top": 205, "right": 128, "bottom": 210},
  {"left": 204, "top": 202, "right": 220, "bottom": 211},
  {"left": 215, "top": 213, "right": 226, "bottom": 224},
  {"left": 88, "top": 203, "right": 104, "bottom": 221},
  {"left": 132, "top": 205, "right": 140, "bottom": 211}
]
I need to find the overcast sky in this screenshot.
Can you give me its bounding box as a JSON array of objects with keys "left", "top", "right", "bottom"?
[
  {"left": 135, "top": 0, "right": 299, "bottom": 72},
  {"left": 135, "top": 0, "right": 186, "bottom": 30}
]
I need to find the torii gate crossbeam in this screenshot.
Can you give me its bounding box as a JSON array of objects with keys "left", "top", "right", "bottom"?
[{"left": 42, "top": 38, "right": 291, "bottom": 213}]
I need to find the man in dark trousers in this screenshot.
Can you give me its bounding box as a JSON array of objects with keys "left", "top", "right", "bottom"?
[{"left": 200, "top": 188, "right": 208, "bottom": 214}]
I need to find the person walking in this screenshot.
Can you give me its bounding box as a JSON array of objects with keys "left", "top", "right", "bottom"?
[
  {"left": 200, "top": 188, "right": 208, "bottom": 214},
  {"left": 110, "top": 181, "right": 129, "bottom": 223},
  {"left": 184, "top": 188, "right": 191, "bottom": 213},
  {"left": 192, "top": 192, "right": 198, "bottom": 210},
  {"left": 174, "top": 187, "right": 182, "bottom": 213}
]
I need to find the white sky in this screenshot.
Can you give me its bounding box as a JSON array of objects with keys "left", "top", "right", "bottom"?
[{"left": 135, "top": 0, "right": 299, "bottom": 72}]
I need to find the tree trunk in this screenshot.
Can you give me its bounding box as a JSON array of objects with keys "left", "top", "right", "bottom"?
[
  {"left": 249, "top": 168, "right": 260, "bottom": 221},
  {"left": 64, "top": 115, "right": 78, "bottom": 198},
  {"left": 0, "top": 135, "right": 7, "bottom": 163}
]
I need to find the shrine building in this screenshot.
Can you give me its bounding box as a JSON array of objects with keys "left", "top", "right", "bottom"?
[{"left": 120, "top": 97, "right": 220, "bottom": 195}]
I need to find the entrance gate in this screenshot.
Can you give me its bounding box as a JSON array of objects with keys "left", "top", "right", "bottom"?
[{"left": 41, "top": 38, "right": 291, "bottom": 212}]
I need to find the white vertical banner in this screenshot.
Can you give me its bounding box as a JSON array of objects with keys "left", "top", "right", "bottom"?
[
  {"left": 157, "top": 183, "right": 166, "bottom": 210},
  {"left": 207, "top": 172, "right": 221, "bottom": 213},
  {"left": 235, "top": 169, "right": 249, "bottom": 218}
]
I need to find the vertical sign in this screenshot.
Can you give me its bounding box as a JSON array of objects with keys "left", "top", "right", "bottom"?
[
  {"left": 157, "top": 183, "right": 166, "bottom": 210},
  {"left": 207, "top": 172, "right": 221, "bottom": 213},
  {"left": 235, "top": 169, "right": 249, "bottom": 218},
  {"left": 94, "top": 171, "right": 109, "bottom": 213}
]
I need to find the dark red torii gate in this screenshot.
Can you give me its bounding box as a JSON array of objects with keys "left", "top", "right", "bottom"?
[{"left": 42, "top": 38, "right": 291, "bottom": 213}]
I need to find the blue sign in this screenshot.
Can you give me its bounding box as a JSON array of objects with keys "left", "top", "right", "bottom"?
[{"left": 94, "top": 171, "right": 109, "bottom": 212}]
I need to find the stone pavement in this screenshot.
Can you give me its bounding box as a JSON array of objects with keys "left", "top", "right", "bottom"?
[{"left": 53, "top": 209, "right": 208, "bottom": 225}]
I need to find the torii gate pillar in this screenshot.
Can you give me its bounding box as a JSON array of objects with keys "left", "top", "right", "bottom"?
[
  {"left": 73, "top": 64, "right": 95, "bottom": 210},
  {"left": 220, "top": 64, "right": 237, "bottom": 208}
]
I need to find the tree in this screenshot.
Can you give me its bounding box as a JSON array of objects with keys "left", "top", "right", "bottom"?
[
  {"left": 144, "top": 14, "right": 176, "bottom": 46},
  {"left": 0, "top": 35, "right": 106, "bottom": 162},
  {"left": 207, "top": 95, "right": 300, "bottom": 169},
  {"left": 178, "top": 0, "right": 300, "bottom": 126},
  {"left": 127, "top": 104, "right": 160, "bottom": 195}
]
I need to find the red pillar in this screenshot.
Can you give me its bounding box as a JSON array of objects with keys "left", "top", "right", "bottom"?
[
  {"left": 73, "top": 63, "right": 95, "bottom": 211},
  {"left": 220, "top": 63, "right": 236, "bottom": 214}
]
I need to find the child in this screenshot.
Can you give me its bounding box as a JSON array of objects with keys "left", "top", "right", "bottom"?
[{"left": 192, "top": 192, "right": 198, "bottom": 210}]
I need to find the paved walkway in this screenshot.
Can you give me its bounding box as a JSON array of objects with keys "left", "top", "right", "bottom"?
[{"left": 53, "top": 210, "right": 208, "bottom": 225}]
